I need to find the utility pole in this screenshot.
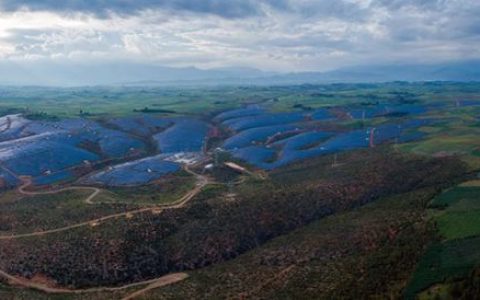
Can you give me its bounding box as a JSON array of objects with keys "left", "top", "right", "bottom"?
[
  {"left": 369, "top": 128, "right": 376, "bottom": 148},
  {"left": 332, "top": 153, "right": 338, "bottom": 168},
  {"left": 214, "top": 147, "right": 224, "bottom": 167},
  {"left": 202, "top": 137, "right": 207, "bottom": 154},
  {"left": 214, "top": 148, "right": 219, "bottom": 166}
]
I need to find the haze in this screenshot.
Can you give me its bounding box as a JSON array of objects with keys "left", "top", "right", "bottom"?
[{"left": 0, "top": 0, "right": 478, "bottom": 85}]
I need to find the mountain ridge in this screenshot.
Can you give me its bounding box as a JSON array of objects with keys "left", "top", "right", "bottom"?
[{"left": 1, "top": 60, "right": 480, "bottom": 86}]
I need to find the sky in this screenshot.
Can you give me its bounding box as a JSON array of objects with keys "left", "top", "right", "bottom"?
[{"left": 0, "top": 0, "right": 479, "bottom": 72}]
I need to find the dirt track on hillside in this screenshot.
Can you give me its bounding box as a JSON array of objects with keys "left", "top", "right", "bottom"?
[
  {"left": 0, "top": 268, "right": 188, "bottom": 297},
  {"left": 0, "top": 165, "right": 206, "bottom": 296},
  {"left": 18, "top": 176, "right": 101, "bottom": 204},
  {"left": 0, "top": 165, "right": 210, "bottom": 240}
]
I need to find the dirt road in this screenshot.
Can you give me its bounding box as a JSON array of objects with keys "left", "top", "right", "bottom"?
[
  {"left": 0, "top": 268, "right": 188, "bottom": 296},
  {"left": 0, "top": 166, "right": 210, "bottom": 240},
  {"left": 18, "top": 176, "right": 101, "bottom": 204},
  {"left": 0, "top": 166, "right": 204, "bottom": 296},
  {"left": 121, "top": 273, "right": 189, "bottom": 300}
]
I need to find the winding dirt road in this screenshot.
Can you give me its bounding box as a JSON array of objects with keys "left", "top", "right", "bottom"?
[
  {"left": 18, "top": 176, "right": 101, "bottom": 204},
  {"left": 120, "top": 273, "right": 189, "bottom": 300},
  {"left": 0, "top": 165, "right": 209, "bottom": 297},
  {"left": 0, "top": 165, "right": 210, "bottom": 240},
  {"left": 0, "top": 268, "right": 188, "bottom": 296}
]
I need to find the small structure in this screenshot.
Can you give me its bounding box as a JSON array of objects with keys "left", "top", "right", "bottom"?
[
  {"left": 213, "top": 147, "right": 226, "bottom": 166},
  {"left": 203, "top": 164, "right": 214, "bottom": 174},
  {"left": 164, "top": 152, "right": 202, "bottom": 165},
  {"left": 224, "top": 162, "right": 248, "bottom": 174}
]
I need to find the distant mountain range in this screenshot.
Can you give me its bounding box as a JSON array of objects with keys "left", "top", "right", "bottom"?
[{"left": 1, "top": 60, "right": 479, "bottom": 86}]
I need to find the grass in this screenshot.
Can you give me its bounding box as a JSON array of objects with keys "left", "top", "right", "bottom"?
[
  {"left": 405, "top": 185, "right": 480, "bottom": 298},
  {"left": 436, "top": 211, "right": 480, "bottom": 240},
  {"left": 0, "top": 82, "right": 478, "bottom": 118},
  {"left": 428, "top": 186, "right": 480, "bottom": 241},
  {"left": 417, "top": 284, "right": 451, "bottom": 300},
  {"left": 404, "top": 237, "right": 480, "bottom": 299},
  {"left": 429, "top": 187, "right": 480, "bottom": 209},
  {"left": 395, "top": 107, "right": 480, "bottom": 169},
  {"left": 404, "top": 135, "right": 480, "bottom": 156},
  {"left": 0, "top": 86, "right": 243, "bottom": 117},
  {"left": 105, "top": 172, "right": 196, "bottom": 206}
]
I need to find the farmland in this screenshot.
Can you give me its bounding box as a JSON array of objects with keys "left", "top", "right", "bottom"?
[
  {"left": 404, "top": 183, "right": 480, "bottom": 299},
  {"left": 0, "top": 82, "right": 479, "bottom": 299}
]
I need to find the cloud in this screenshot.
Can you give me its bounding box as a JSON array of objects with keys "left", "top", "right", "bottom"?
[
  {"left": 0, "top": 0, "right": 478, "bottom": 73},
  {"left": 0, "top": 0, "right": 273, "bottom": 18}
]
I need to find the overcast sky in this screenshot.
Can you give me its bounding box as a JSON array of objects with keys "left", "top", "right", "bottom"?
[{"left": 0, "top": 0, "right": 479, "bottom": 72}]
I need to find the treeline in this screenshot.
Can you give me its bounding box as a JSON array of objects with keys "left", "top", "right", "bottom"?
[{"left": 0, "top": 150, "right": 468, "bottom": 288}]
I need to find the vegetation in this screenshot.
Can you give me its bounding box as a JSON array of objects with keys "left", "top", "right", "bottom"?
[
  {"left": 405, "top": 237, "right": 480, "bottom": 299},
  {"left": 1, "top": 82, "right": 480, "bottom": 298},
  {"left": 0, "top": 190, "right": 138, "bottom": 234},
  {"left": 106, "top": 173, "right": 195, "bottom": 205},
  {"left": 405, "top": 183, "right": 480, "bottom": 298},
  {"left": 0, "top": 82, "right": 477, "bottom": 118},
  {"left": 133, "top": 107, "right": 177, "bottom": 114},
  {"left": 0, "top": 149, "right": 466, "bottom": 291},
  {"left": 139, "top": 187, "right": 447, "bottom": 299}
]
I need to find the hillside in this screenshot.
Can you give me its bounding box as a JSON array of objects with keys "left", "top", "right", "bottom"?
[{"left": 0, "top": 82, "right": 479, "bottom": 299}]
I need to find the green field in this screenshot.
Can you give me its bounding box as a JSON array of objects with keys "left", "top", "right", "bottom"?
[
  {"left": 0, "top": 82, "right": 478, "bottom": 118},
  {"left": 405, "top": 237, "right": 480, "bottom": 299},
  {"left": 430, "top": 186, "right": 480, "bottom": 240},
  {"left": 405, "top": 184, "right": 480, "bottom": 298},
  {"left": 436, "top": 211, "right": 480, "bottom": 240}
]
